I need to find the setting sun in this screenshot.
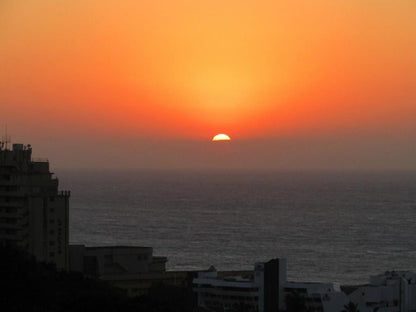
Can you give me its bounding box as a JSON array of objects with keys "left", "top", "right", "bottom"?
[
  {"left": 0, "top": 0, "right": 415, "bottom": 168},
  {"left": 212, "top": 134, "right": 231, "bottom": 142}
]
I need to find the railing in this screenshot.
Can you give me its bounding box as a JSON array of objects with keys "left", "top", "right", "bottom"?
[
  {"left": 0, "top": 202, "right": 24, "bottom": 208},
  {"left": 0, "top": 191, "right": 25, "bottom": 197},
  {"left": 0, "top": 213, "right": 20, "bottom": 218},
  {"left": 58, "top": 190, "right": 71, "bottom": 197},
  {"left": 0, "top": 223, "right": 23, "bottom": 230},
  {"left": 0, "top": 232, "right": 24, "bottom": 240},
  {"left": 31, "top": 157, "right": 48, "bottom": 162}
]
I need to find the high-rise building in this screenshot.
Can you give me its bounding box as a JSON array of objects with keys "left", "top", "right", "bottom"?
[{"left": 0, "top": 143, "right": 70, "bottom": 270}]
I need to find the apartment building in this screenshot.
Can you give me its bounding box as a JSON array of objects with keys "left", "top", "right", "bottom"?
[
  {"left": 342, "top": 271, "right": 416, "bottom": 312},
  {"left": 0, "top": 143, "right": 70, "bottom": 270}
]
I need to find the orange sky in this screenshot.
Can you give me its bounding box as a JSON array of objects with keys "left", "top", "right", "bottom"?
[{"left": 0, "top": 0, "right": 415, "bottom": 168}]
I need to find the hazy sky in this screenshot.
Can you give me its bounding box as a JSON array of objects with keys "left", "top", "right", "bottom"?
[{"left": 1, "top": 0, "right": 415, "bottom": 169}]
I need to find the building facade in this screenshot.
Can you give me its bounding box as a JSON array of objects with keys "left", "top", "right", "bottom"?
[
  {"left": 69, "top": 245, "right": 192, "bottom": 297},
  {"left": 342, "top": 271, "right": 416, "bottom": 312},
  {"left": 193, "top": 258, "right": 351, "bottom": 312},
  {"left": 284, "top": 281, "right": 348, "bottom": 312},
  {"left": 193, "top": 258, "right": 287, "bottom": 312},
  {"left": 69, "top": 245, "right": 167, "bottom": 277},
  {"left": 0, "top": 143, "right": 70, "bottom": 270}
]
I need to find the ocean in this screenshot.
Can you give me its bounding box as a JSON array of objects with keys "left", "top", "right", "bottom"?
[{"left": 58, "top": 169, "right": 416, "bottom": 286}]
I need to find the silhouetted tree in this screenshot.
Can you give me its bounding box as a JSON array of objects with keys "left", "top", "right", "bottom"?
[
  {"left": 342, "top": 302, "right": 360, "bottom": 312},
  {"left": 136, "top": 283, "right": 197, "bottom": 312},
  {"left": 0, "top": 246, "right": 198, "bottom": 312},
  {"left": 285, "top": 291, "right": 307, "bottom": 312}
]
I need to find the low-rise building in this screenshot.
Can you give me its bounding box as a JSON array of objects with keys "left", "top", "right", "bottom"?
[
  {"left": 69, "top": 245, "right": 166, "bottom": 276},
  {"left": 285, "top": 281, "right": 348, "bottom": 312},
  {"left": 193, "top": 259, "right": 287, "bottom": 312},
  {"left": 341, "top": 271, "right": 416, "bottom": 312},
  {"left": 69, "top": 245, "right": 193, "bottom": 297},
  {"left": 193, "top": 258, "right": 349, "bottom": 312},
  {"left": 193, "top": 266, "right": 259, "bottom": 312}
]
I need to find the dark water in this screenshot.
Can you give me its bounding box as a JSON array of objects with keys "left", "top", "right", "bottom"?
[{"left": 58, "top": 169, "right": 416, "bottom": 285}]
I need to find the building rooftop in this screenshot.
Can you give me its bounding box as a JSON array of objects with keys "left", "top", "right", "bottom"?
[{"left": 83, "top": 246, "right": 153, "bottom": 250}]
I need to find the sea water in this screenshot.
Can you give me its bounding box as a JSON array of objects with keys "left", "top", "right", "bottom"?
[{"left": 58, "top": 169, "right": 416, "bottom": 285}]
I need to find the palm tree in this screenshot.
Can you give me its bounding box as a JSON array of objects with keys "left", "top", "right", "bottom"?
[{"left": 342, "top": 302, "right": 360, "bottom": 312}]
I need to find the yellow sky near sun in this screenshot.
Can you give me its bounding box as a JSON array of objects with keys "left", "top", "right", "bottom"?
[{"left": 0, "top": 0, "right": 415, "bottom": 140}]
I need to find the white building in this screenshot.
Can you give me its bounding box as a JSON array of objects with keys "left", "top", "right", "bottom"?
[
  {"left": 285, "top": 281, "right": 348, "bottom": 312},
  {"left": 193, "top": 258, "right": 349, "bottom": 312},
  {"left": 0, "top": 143, "right": 70, "bottom": 270},
  {"left": 194, "top": 266, "right": 260, "bottom": 312},
  {"left": 193, "top": 259, "right": 287, "bottom": 312},
  {"left": 341, "top": 271, "right": 416, "bottom": 312}
]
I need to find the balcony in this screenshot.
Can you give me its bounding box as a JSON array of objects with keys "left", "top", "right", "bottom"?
[
  {"left": 0, "top": 231, "right": 25, "bottom": 241},
  {"left": 0, "top": 180, "right": 19, "bottom": 186},
  {"left": 0, "top": 212, "right": 25, "bottom": 219},
  {"left": 0, "top": 223, "right": 24, "bottom": 230},
  {"left": 0, "top": 191, "right": 26, "bottom": 197},
  {"left": 0, "top": 201, "right": 24, "bottom": 208},
  {"left": 58, "top": 190, "right": 71, "bottom": 197}
]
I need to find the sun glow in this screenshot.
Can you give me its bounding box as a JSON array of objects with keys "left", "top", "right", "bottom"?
[
  {"left": 1, "top": 1, "right": 415, "bottom": 141},
  {"left": 212, "top": 134, "right": 231, "bottom": 141}
]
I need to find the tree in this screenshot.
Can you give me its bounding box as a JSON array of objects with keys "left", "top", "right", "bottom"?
[
  {"left": 285, "top": 291, "right": 307, "bottom": 312},
  {"left": 0, "top": 245, "right": 197, "bottom": 312},
  {"left": 342, "top": 302, "right": 360, "bottom": 312}
]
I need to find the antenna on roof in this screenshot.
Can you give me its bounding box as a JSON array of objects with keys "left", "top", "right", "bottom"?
[
  {"left": 2, "top": 125, "right": 11, "bottom": 150},
  {"left": 0, "top": 126, "right": 4, "bottom": 150}
]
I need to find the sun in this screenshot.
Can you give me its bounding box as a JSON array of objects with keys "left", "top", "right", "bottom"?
[{"left": 212, "top": 134, "right": 231, "bottom": 141}]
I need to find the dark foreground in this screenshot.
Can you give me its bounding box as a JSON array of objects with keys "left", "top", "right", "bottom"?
[{"left": 0, "top": 246, "right": 198, "bottom": 312}]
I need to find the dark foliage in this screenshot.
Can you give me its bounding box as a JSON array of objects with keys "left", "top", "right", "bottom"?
[
  {"left": 342, "top": 302, "right": 360, "bottom": 312},
  {"left": 285, "top": 291, "right": 307, "bottom": 312},
  {"left": 135, "top": 284, "right": 199, "bottom": 312},
  {"left": 0, "top": 246, "right": 197, "bottom": 312}
]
